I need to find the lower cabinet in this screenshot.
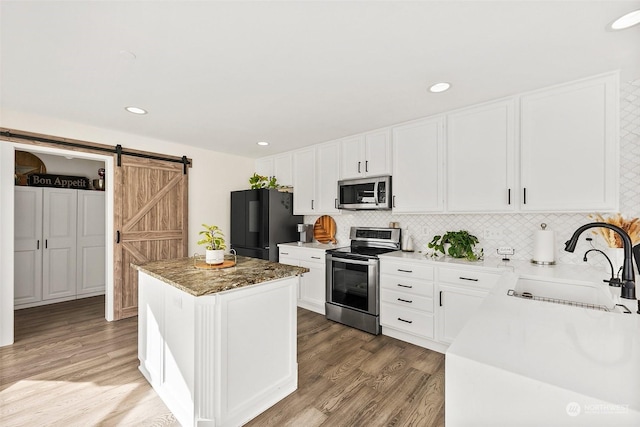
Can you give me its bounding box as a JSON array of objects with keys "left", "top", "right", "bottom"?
[
  {"left": 380, "top": 257, "right": 501, "bottom": 353},
  {"left": 278, "top": 245, "right": 326, "bottom": 314},
  {"left": 380, "top": 259, "right": 438, "bottom": 350}
]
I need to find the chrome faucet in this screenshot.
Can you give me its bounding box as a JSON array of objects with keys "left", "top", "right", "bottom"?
[{"left": 565, "top": 222, "right": 636, "bottom": 300}]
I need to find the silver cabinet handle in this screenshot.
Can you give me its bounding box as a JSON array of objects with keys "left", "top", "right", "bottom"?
[
  {"left": 281, "top": 252, "right": 289, "bottom": 255},
  {"left": 335, "top": 198, "right": 338, "bottom": 209},
  {"left": 393, "top": 195, "right": 396, "bottom": 208},
  {"left": 311, "top": 256, "right": 321, "bottom": 259},
  {"left": 365, "top": 160, "right": 368, "bottom": 172},
  {"left": 311, "top": 199, "right": 314, "bottom": 210},
  {"left": 358, "top": 161, "right": 361, "bottom": 173}
]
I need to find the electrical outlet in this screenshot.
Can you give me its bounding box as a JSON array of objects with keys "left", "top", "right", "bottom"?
[
  {"left": 497, "top": 247, "right": 515, "bottom": 255},
  {"left": 484, "top": 228, "right": 503, "bottom": 240}
]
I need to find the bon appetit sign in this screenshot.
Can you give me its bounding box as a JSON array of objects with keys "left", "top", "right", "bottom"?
[{"left": 28, "top": 174, "right": 89, "bottom": 189}]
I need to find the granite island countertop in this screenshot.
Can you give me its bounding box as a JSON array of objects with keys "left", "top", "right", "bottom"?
[{"left": 132, "top": 256, "right": 309, "bottom": 297}]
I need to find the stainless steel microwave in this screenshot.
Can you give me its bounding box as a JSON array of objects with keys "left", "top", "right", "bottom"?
[{"left": 337, "top": 176, "right": 392, "bottom": 210}]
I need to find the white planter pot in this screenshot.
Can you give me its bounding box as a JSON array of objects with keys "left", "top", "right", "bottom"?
[{"left": 206, "top": 249, "right": 225, "bottom": 265}]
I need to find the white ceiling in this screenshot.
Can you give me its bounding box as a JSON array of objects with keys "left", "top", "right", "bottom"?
[{"left": 1, "top": 1, "right": 639, "bottom": 158}]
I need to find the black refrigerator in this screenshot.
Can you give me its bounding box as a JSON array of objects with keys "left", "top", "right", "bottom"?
[{"left": 230, "top": 189, "right": 303, "bottom": 262}]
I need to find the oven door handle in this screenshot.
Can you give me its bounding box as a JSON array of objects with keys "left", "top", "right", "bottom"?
[{"left": 327, "top": 255, "right": 374, "bottom": 265}]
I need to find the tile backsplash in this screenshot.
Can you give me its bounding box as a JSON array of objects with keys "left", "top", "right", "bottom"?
[{"left": 305, "top": 78, "right": 640, "bottom": 269}]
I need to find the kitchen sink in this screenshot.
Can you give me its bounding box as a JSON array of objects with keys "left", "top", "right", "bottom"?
[{"left": 507, "top": 277, "right": 628, "bottom": 313}]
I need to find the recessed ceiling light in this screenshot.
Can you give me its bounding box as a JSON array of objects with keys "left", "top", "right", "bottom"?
[
  {"left": 429, "top": 82, "right": 451, "bottom": 93},
  {"left": 610, "top": 9, "right": 640, "bottom": 30},
  {"left": 257, "top": 141, "right": 269, "bottom": 146},
  {"left": 125, "top": 106, "right": 147, "bottom": 115}
]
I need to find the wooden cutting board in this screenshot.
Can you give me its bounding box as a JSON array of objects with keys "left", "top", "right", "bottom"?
[{"left": 314, "top": 215, "right": 337, "bottom": 244}]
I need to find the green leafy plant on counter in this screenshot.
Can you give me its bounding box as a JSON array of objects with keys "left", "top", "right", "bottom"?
[
  {"left": 197, "top": 224, "right": 226, "bottom": 250},
  {"left": 249, "top": 173, "right": 278, "bottom": 189},
  {"left": 428, "top": 230, "right": 483, "bottom": 261}
]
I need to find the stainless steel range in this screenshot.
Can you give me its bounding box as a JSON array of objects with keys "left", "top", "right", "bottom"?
[{"left": 325, "top": 227, "right": 401, "bottom": 334}]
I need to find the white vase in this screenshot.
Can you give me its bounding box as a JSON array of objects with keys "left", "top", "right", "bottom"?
[{"left": 206, "top": 249, "right": 225, "bottom": 265}]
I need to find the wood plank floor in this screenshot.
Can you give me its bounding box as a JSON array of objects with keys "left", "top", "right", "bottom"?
[{"left": 1, "top": 296, "right": 445, "bottom": 427}]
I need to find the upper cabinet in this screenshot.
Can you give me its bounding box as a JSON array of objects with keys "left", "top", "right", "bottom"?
[
  {"left": 446, "top": 99, "right": 516, "bottom": 212},
  {"left": 392, "top": 116, "right": 444, "bottom": 213},
  {"left": 292, "top": 148, "right": 316, "bottom": 215},
  {"left": 519, "top": 73, "right": 618, "bottom": 212},
  {"left": 340, "top": 128, "right": 392, "bottom": 179},
  {"left": 292, "top": 142, "right": 341, "bottom": 215},
  {"left": 254, "top": 153, "right": 293, "bottom": 187}
]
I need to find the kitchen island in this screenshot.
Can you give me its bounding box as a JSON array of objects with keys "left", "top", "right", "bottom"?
[{"left": 132, "top": 256, "right": 308, "bottom": 427}]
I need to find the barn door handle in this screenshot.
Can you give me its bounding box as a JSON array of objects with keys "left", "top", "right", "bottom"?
[
  {"left": 116, "top": 230, "right": 121, "bottom": 244},
  {"left": 45, "top": 240, "right": 48, "bottom": 249}
]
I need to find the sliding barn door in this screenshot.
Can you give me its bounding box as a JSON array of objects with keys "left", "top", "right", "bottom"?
[{"left": 114, "top": 156, "right": 188, "bottom": 319}]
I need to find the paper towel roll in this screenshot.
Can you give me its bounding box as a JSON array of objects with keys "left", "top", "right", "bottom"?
[{"left": 532, "top": 225, "right": 555, "bottom": 264}]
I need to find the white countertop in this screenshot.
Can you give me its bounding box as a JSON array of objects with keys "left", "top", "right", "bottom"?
[
  {"left": 278, "top": 241, "right": 342, "bottom": 250},
  {"left": 448, "top": 270, "right": 640, "bottom": 415}
]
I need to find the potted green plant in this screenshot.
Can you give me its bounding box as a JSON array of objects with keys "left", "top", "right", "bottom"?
[
  {"left": 249, "top": 173, "right": 278, "bottom": 189},
  {"left": 197, "top": 223, "right": 227, "bottom": 264},
  {"left": 428, "top": 230, "right": 483, "bottom": 261}
]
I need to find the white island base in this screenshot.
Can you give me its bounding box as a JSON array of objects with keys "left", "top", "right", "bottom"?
[{"left": 138, "top": 272, "right": 299, "bottom": 427}]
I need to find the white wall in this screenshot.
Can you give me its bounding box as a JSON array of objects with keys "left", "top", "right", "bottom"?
[{"left": 0, "top": 143, "right": 15, "bottom": 346}]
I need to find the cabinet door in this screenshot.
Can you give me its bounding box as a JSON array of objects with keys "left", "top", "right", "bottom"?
[
  {"left": 77, "top": 190, "right": 106, "bottom": 295},
  {"left": 364, "top": 128, "right": 392, "bottom": 177},
  {"left": 438, "top": 285, "right": 487, "bottom": 344},
  {"left": 14, "top": 187, "right": 43, "bottom": 306},
  {"left": 42, "top": 188, "right": 77, "bottom": 300},
  {"left": 255, "top": 157, "right": 274, "bottom": 178},
  {"left": 274, "top": 153, "right": 293, "bottom": 187},
  {"left": 315, "top": 141, "right": 341, "bottom": 213},
  {"left": 447, "top": 100, "right": 516, "bottom": 212},
  {"left": 520, "top": 74, "right": 618, "bottom": 211},
  {"left": 293, "top": 148, "right": 316, "bottom": 215},
  {"left": 298, "top": 260, "right": 326, "bottom": 314},
  {"left": 392, "top": 117, "right": 444, "bottom": 213},
  {"left": 340, "top": 135, "right": 365, "bottom": 179}
]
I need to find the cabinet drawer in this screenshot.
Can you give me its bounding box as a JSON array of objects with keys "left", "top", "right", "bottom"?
[
  {"left": 380, "top": 261, "right": 434, "bottom": 281},
  {"left": 438, "top": 268, "right": 500, "bottom": 290},
  {"left": 300, "top": 252, "right": 325, "bottom": 264},
  {"left": 381, "top": 303, "right": 434, "bottom": 339},
  {"left": 380, "top": 274, "right": 433, "bottom": 297},
  {"left": 381, "top": 288, "right": 433, "bottom": 313}
]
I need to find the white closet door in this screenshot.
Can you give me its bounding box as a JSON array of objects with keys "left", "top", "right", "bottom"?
[
  {"left": 76, "top": 190, "right": 106, "bottom": 295},
  {"left": 42, "top": 188, "right": 77, "bottom": 300},
  {"left": 14, "top": 187, "right": 43, "bottom": 305}
]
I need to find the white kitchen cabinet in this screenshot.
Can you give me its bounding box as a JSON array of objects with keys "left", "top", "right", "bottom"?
[
  {"left": 392, "top": 116, "right": 444, "bottom": 213},
  {"left": 255, "top": 153, "right": 293, "bottom": 187},
  {"left": 292, "top": 143, "right": 340, "bottom": 215},
  {"left": 340, "top": 128, "right": 392, "bottom": 179},
  {"left": 519, "top": 72, "right": 618, "bottom": 211},
  {"left": 292, "top": 148, "right": 316, "bottom": 215},
  {"left": 380, "top": 259, "right": 438, "bottom": 350},
  {"left": 315, "top": 141, "right": 341, "bottom": 213},
  {"left": 14, "top": 187, "right": 43, "bottom": 306},
  {"left": 436, "top": 267, "right": 499, "bottom": 344},
  {"left": 254, "top": 157, "right": 273, "bottom": 178},
  {"left": 446, "top": 99, "right": 517, "bottom": 212},
  {"left": 278, "top": 245, "right": 326, "bottom": 314},
  {"left": 76, "top": 190, "right": 106, "bottom": 295},
  {"left": 14, "top": 187, "right": 105, "bottom": 308}
]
